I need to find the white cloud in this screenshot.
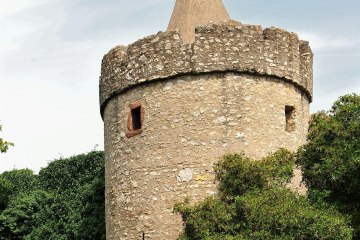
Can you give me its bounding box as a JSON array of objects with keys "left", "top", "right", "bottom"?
[
  {"left": 0, "top": 79, "right": 104, "bottom": 173},
  {"left": 0, "top": 20, "right": 46, "bottom": 54},
  {"left": 0, "top": 37, "right": 109, "bottom": 173},
  {"left": 297, "top": 31, "right": 359, "bottom": 52},
  {"left": 0, "top": 0, "right": 107, "bottom": 173},
  {"left": 0, "top": 0, "right": 52, "bottom": 17},
  {"left": 311, "top": 82, "right": 360, "bottom": 113},
  {"left": 0, "top": 0, "right": 64, "bottom": 55}
]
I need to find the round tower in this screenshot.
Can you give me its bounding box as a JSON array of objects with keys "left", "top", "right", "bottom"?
[{"left": 99, "top": 0, "right": 313, "bottom": 239}]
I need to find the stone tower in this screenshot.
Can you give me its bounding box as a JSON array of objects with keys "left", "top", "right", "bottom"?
[{"left": 99, "top": 0, "right": 313, "bottom": 239}]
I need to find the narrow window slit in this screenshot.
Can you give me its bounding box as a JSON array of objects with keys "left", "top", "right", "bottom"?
[
  {"left": 131, "top": 107, "right": 142, "bottom": 130},
  {"left": 126, "top": 100, "right": 144, "bottom": 138},
  {"left": 285, "top": 105, "right": 295, "bottom": 132}
]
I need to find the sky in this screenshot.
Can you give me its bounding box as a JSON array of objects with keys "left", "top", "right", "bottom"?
[{"left": 0, "top": 0, "right": 359, "bottom": 173}]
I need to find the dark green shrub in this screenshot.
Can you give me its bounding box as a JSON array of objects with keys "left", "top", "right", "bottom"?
[
  {"left": 39, "top": 151, "right": 104, "bottom": 193},
  {"left": 76, "top": 174, "right": 105, "bottom": 240},
  {"left": 0, "top": 151, "right": 105, "bottom": 240},
  {"left": 176, "top": 149, "right": 353, "bottom": 239},
  {"left": 0, "top": 178, "right": 12, "bottom": 211},
  {"left": 175, "top": 197, "right": 240, "bottom": 239},
  {"left": 214, "top": 149, "right": 294, "bottom": 199},
  {"left": 297, "top": 94, "right": 360, "bottom": 238},
  {"left": 0, "top": 169, "right": 38, "bottom": 213},
  {"left": 0, "top": 190, "right": 53, "bottom": 240},
  {"left": 25, "top": 193, "right": 79, "bottom": 240},
  {"left": 236, "top": 188, "right": 352, "bottom": 239},
  {"left": 0, "top": 169, "right": 38, "bottom": 198}
]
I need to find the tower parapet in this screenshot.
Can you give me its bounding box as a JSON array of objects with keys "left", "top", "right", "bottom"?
[{"left": 100, "top": 21, "right": 313, "bottom": 116}]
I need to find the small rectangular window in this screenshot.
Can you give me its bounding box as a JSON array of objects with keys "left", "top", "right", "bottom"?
[
  {"left": 285, "top": 105, "right": 295, "bottom": 132},
  {"left": 126, "top": 101, "right": 144, "bottom": 138},
  {"left": 131, "top": 107, "right": 142, "bottom": 130}
]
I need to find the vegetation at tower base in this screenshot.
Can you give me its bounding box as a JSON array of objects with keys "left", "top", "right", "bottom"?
[
  {"left": 0, "top": 96, "right": 357, "bottom": 239},
  {"left": 0, "top": 124, "right": 14, "bottom": 153},
  {"left": 297, "top": 94, "right": 360, "bottom": 239},
  {"left": 0, "top": 151, "right": 105, "bottom": 240},
  {"left": 175, "top": 149, "right": 353, "bottom": 239}
]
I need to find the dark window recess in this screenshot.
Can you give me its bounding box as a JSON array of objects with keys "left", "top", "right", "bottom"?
[
  {"left": 126, "top": 100, "right": 144, "bottom": 138},
  {"left": 285, "top": 105, "right": 295, "bottom": 132},
  {"left": 131, "top": 107, "right": 142, "bottom": 130}
]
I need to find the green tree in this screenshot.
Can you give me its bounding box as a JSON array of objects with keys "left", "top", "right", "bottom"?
[
  {"left": 215, "top": 149, "right": 294, "bottom": 199},
  {"left": 0, "top": 151, "right": 105, "bottom": 240},
  {"left": 175, "top": 149, "right": 353, "bottom": 239},
  {"left": 0, "top": 124, "right": 13, "bottom": 153},
  {"left": 297, "top": 93, "right": 360, "bottom": 238},
  {"left": 1, "top": 169, "right": 39, "bottom": 197},
  {"left": 0, "top": 190, "right": 53, "bottom": 240},
  {"left": 0, "top": 169, "right": 38, "bottom": 213},
  {"left": 0, "top": 178, "right": 12, "bottom": 211},
  {"left": 39, "top": 151, "right": 104, "bottom": 193}
]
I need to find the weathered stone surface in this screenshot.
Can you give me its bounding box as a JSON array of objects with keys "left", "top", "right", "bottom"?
[
  {"left": 99, "top": 21, "right": 313, "bottom": 116},
  {"left": 100, "top": 3, "right": 313, "bottom": 238},
  {"left": 103, "top": 73, "right": 310, "bottom": 239}
]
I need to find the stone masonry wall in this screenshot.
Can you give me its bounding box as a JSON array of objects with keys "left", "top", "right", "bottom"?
[
  {"left": 100, "top": 20, "right": 313, "bottom": 115},
  {"left": 103, "top": 73, "right": 310, "bottom": 239}
]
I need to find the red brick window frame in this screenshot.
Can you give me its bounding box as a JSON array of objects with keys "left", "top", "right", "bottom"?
[{"left": 126, "top": 101, "right": 145, "bottom": 138}]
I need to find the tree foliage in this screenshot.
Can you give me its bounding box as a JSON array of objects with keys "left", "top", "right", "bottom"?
[
  {"left": 0, "top": 151, "right": 105, "bottom": 240},
  {"left": 0, "top": 124, "right": 13, "bottom": 153},
  {"left": 297, "top": 93, "right": 360, "bottom": 238},
  {"left": 1, "top": 169, "right": 39, "bottom": 197},
  {"left": 175, "top": 149, "right": 353, "bottom": 239},
  {"left": 0, "top": 169, "right": 38, "bottom": 213},
  {"left": 0, "top": 94, "right": 358, "bottom": 239},
  {"left": 39, "top": 151, "right": 104, "bottom": 193},
  {"left": 0, "top": 178, "right": 12, "bottom": 211},
  {"left": 215, "top": 149, "right": 294, "bottom": 199},
  {"left": 0, "top": 190, "right": 53, "bottom": 239}
]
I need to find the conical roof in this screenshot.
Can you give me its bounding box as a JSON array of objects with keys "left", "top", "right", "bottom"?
[{"left": 167, "top": 0, "right": 230, "bottom": 44}]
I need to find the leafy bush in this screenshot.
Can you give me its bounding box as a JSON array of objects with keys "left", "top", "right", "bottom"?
[
  {"left": 0, "top": 178, "right": 12, "bottom": 211},
  {"left": 0, "top": 151, "right": 105, "bottom": 240},
  {"left": 237, "top": 188, "right": 352, "bottom": 239},
  {"left": 0, "top": 169, "right": 38, "bottom": 213},
  {"left": 0, "top": 190, "right": 53, "bottom": 240},
  {"left": 0, "top": 124, "right": 13, "bottom": 153},
  {"left": 175, "top": 197, "right": 239, "bottom": 239},
  {"left": 214, "top": 149, "right": 294, "bottom": 199},
  {"left": 76, "top": 176, "right": 106, "bottom": 240},
  {"left": 1, "top": 169, "right": 39, "bottom": 197},
  {"left": 175, "top": 149, "right": 353, "bottom": 239},
  {"left": 297, "top": 94, "right": 360, "bottom": 238},
  {"left": 39, "top": 151, "right": 104, "bottom": 193}
]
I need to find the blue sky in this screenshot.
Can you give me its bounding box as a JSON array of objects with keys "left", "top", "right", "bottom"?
[{"left": 0, "top": 0, "right": 359, "bottom": 173}]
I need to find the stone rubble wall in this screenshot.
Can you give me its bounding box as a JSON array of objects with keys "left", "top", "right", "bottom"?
[
  {"left": 103, "top": 73, "right": 310, "bottom": 239},
  {"left": 100, "top": 20, "right": 313, "bottom": 240},
  {"left": 100, "top": 20, "right": 313, "bottom": 114}
]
